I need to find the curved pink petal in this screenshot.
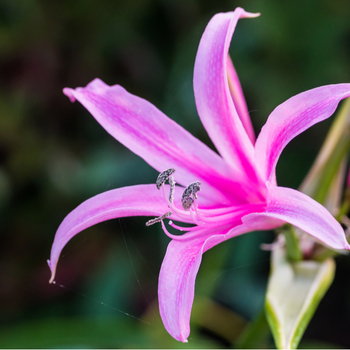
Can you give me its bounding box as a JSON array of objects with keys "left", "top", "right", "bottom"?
[
  {"left": 227, "top": 56, "right": 255, "bottom": 144},
  {"left": 158, "top": 204, "right": 274, "bottom": 342},
  {"left": 48, "top": 184, "right": 184, "bottom": 283},
  {"left": 236, "top": 213, "right": 284, "bottom": 234},
  {"left": 255, "top": 84, "right": 350, "bottom": 183},
  {"left": 158, "top": 226, "right": 233, "bottom": 342},
  {"left": 64, "top": 79, "right": 261, "bottom": 205},
  {"left": 253, "top": 184, "right": 350, "bottom": 250},
  {"left": 193, "top": 8, "right": 259, "bottom": 181}
]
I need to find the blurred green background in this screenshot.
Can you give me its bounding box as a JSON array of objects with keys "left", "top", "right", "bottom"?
[{"left": 1, "top": 0, "right": 350, "bottom": 348}]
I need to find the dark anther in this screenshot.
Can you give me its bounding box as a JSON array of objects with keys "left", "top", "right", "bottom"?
[
  {"left": 181, "top": 181, "right": 201, "bottom": 210},
  {"left": 182, "top": 197, "right": 194, "bottom": 211},
  {"left": 156, "top": 168, "right": 175, "bottom": 190}
]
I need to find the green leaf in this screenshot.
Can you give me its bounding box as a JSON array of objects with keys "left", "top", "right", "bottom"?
[{"left": 265, "top": 245, "right": 335, "bottom": 349}]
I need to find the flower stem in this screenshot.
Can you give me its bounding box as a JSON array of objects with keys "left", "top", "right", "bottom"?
[
  {"left": 299, "top": 98, "right": 350, "bottom": 205},
  {"left": 234, "top": 309, "right": 270, "bottom": 349},
  {"left": 281, "top": 225, "right": 303, "bottom": 262}
]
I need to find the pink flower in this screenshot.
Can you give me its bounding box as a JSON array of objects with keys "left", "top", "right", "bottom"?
[{"left": 48, "top": 8, "right": 350, "bottom": 343}]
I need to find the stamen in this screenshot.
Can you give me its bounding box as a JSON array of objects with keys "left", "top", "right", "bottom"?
[
  {"left": 146, "top": 211, "right": 172, "bottom": 226},
  {"left": 162, "top": 185, "right": 190, "bottom": 220},
  {"left": 189, "top": 202, "right": 205, "bottom": 225},
  {"left": 161, "top": 220, "right": 197, "bottom": 241},
  {"left": 182, "top": 197, "right": 194, "bottom": 211},
  {"left": 162, "top": 181, "right": 209, "bottom": 224},
  {"left": 161, "top": 220, "right": 185, "bottom": 240},
  {"left": 169, "top": 220, "right": 197, "bottom": 232},
  {"left": 168, "top": 176, "right": 176, "bottom": 204},
  {"left": 181, "top": 181, "right": 201, "bottom": 210},
  {"left": 182, "top": 181, "right": 201, "bottom": 199},
  {"left": 156, "top": 168, "right": 175, "bottom": 189},
  {"left": 161, "top": 220, "right": 214, "bottom": 241}
]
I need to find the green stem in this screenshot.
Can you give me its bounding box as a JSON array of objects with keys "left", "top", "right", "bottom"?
[
  {"left": 313, "top": 136, "right": 350, "bottom": 204},
  {"left": 281, "top": 225, "right": 303, "bottom": 262},
  {"left": 299, "top": 98, "right": 350, "bottom": 204},
  {"left": 234, "top": 309, "right": 271, "bottom": 349},
  {"left": 336, "top": 188, "right": 350, "bottom": 221}
]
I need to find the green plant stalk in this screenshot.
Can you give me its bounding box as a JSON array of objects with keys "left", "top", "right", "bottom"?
[
  {"left": 336, "top": 187, "right": 350, "bottom": 221},
  {"left": 234, "top": 309, "right": 270, "bottom": 349},
  {"left": 312, "top": 136, "right": 350, "bottom": 204},
  {"left": 283, "top": 226, "right": 303, "bottom": 261},
  {"left": 299, "top": 98, "right": 350, "bottom": 204}
]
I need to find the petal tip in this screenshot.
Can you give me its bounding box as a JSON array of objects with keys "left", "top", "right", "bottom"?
[
  {"left": 63, "top": 87, "right": 76, "bottom": 102},
  {"left": 235, "top": 7, "right": 260, "bottom": 19},
  {"left": 47, "top": 259, "right": 56, "bottom": 284},
  {"left": 176, "top": 333, "right": 188, "bottom": 343},
  {"left": 244, "top": 11, "right": 260, "bottom": 18}
]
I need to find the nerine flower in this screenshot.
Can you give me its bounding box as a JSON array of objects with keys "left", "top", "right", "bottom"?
[{"left": 48, "top": 8, "right": 350, "bottom": 343}]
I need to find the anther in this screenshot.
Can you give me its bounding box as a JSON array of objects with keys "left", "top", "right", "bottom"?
[
  {"left": 156, "top": 168, "right": 175, "bottom": 190},
  {"left": 145, "top": 211, "right": 172, "bottom": 226},
  {"left": 181, "top": 181, "right": 201, "bottom": 210},
  {"left": 182, "top": 197, "right": 194, "bottom": 211}
]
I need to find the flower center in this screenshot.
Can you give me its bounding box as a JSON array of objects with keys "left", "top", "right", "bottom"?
[
  {"left": 145, "top": 168, "right": 204, "bottom": 240},
  {"left": 146, "top": 168, "right": 267, "bottom": 241}
]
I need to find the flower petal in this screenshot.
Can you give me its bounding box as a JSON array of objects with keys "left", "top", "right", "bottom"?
[
  {"left": 48, "top": 184, "right": 179, "bottom": 283},
  {"left": 193, "top": 8, "right": 259, "bottom": 179},
  {"left": 227, "top": 55, "right": 255, "bottom": 144},
  {"left": 250, "top": 184, "right": 350, "bottom": 250},
  {"left": 64, "top": 79, "right": 259, "bottom": 204},
  {"left": 158, "top": 226, "right": 232, "bottom": 342},
  {"left": 255, "top": 84, "right": 350, "bottom": 183},
  {"left": 239, "top": 212, "right": 284, "bottom": 233},
  {"left": 158, "top": 206, "right": 269, "bottom": 342}
]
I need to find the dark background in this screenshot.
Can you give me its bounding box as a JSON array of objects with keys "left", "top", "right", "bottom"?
[{"left": 0, "top": 0, "right": 350, "bottom": 348}]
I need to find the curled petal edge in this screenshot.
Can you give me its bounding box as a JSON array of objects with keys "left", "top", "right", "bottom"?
[
  {"left": 158, "top": 212, "right": 282, "bottom": 343},
  {"left": 249, "top": 184, "right": 350, "bottom": 251},
  {"left": 48, "top": 184, "right": 182, "bottom": 283},
  {"left": 255, "top": 84, "right": 350, "bottom": 183},
  {"left": 158, "top": 227, "right": 233, "bottom": 342},
  {"left": 194, "top": 8, "right": 260, "bottom": 179}
]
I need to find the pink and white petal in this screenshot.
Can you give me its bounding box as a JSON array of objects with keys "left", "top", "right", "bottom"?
[
  {"left": 48, "top": 184, "right": 185, "bottom": 283},
  {"left": 255, "top": 84, "right": 350, "bottom": 183},
  {"left": 227, "top": 55, "right": 255, "bottom": 144},
  {"left": 64, "top": 79, "right": 255, "bottom": 205},
  {"left": 158, "top": 225, "right": 233, "bottom": 342},
  {"left": 207, "top": 208, "right": 282, "bottom": 242},
  {"left": 193, "top": 8, "right": 259, "bottom": 179},
  {"left": 158, "top": 200, "right": 284, "bottom": 341},
  {"left": 259, "top": 184, "right": 350, "bottom": 250},
  {"left": 237, "top": 213, "right": 284, "bottom": 234}
]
